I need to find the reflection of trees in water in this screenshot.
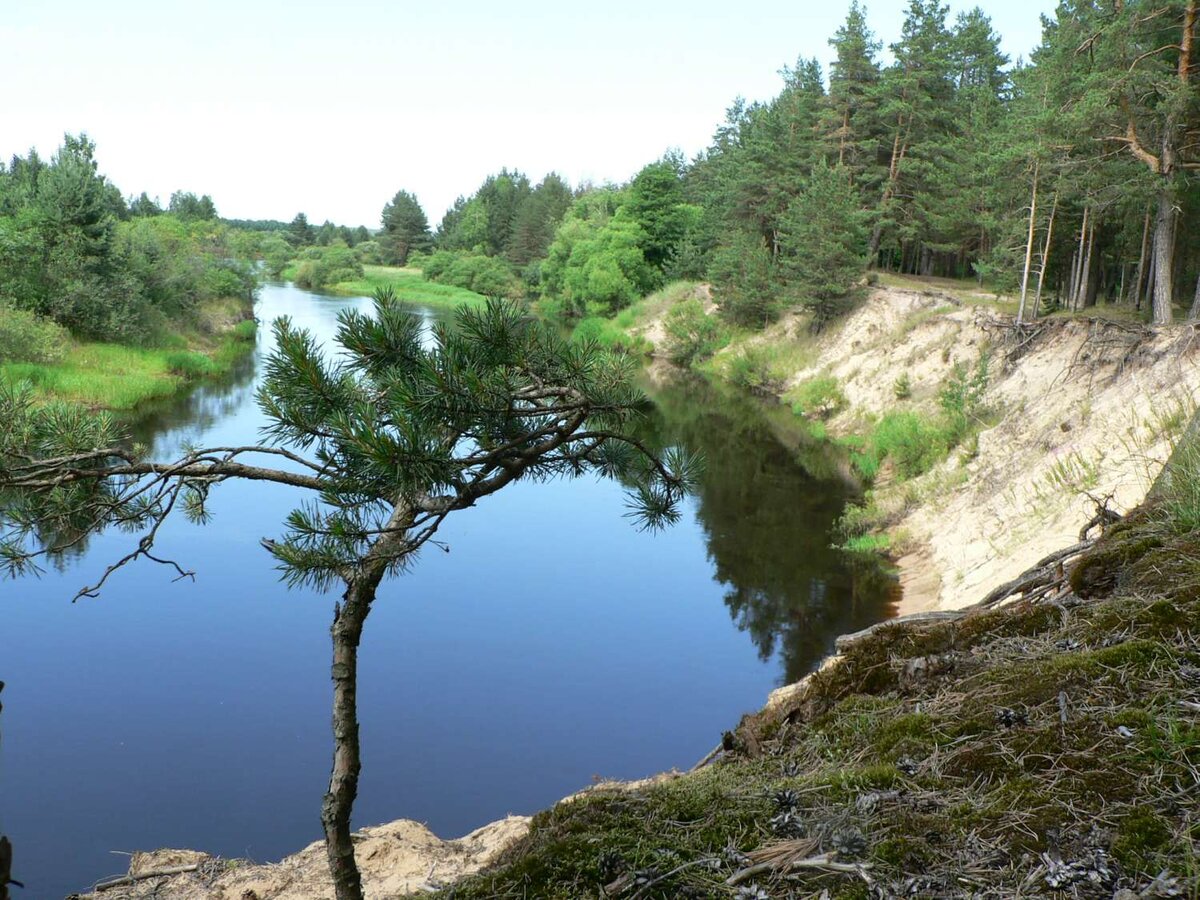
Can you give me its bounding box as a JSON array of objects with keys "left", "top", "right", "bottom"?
[
  {"left": 126, "top": 348, "right": 259, "bottom": 452},
  {"left": 0, "top": 349, "right": 259, "bottom": 568},
  {"left": 645, "top": 376, "right": 897, "bottom": 685}
]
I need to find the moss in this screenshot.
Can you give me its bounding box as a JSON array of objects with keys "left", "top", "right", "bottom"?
[
  {"left": 1069, "top": 518, "right": 1164, "bottom": 598},
  {"left": 1112, "top": 808, "right": 1174, "bottom": 871}
]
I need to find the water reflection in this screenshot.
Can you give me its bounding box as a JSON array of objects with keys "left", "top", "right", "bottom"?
[{"left": 643, "top": 375, "right": 897, "bottom": 684}]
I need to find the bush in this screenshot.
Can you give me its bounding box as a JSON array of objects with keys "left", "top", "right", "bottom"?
[
  {"left": 292, "top": 245, "right": 363, "bottom": 291},
  {"left": 0, "top": 303, "right": 69, "bottom": 364},
  {"left": 424, "top": 251, "right": 521, "bottom": 298},
  {"left": 789, "top": 374, "right": 846, "bottom": 419},
  {"left": 664, "top": 298, "right": 727, "bottom": 366},
  {"left": 893, "top": 372, "right": 912, "bottom": 400},
  {"left": 354, "top": 240, "right": 384, "bottom": 265}
]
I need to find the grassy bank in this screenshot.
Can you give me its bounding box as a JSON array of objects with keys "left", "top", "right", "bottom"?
[
  {"left": 322, "top": 265, "right": 488, "bottom": 310},
  {"left": 0, "top": 297, "right": 256, "bottom": 411},
  {"left": 438, "top": 437, "right": 1200, "bottom": 898}
]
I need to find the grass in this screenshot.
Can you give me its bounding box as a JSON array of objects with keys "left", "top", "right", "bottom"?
[
  {"left": 326, "top": 265, "right": 488, "bottom": 310},
  {"left": 437, "top": 461, "right": 1200, "bottom": 897},
  {"left": 0, "top": 297, "right": 257, "bottom": 411},
  {"left": 786, "top": 374, "right": 847, "bottom": 419}
]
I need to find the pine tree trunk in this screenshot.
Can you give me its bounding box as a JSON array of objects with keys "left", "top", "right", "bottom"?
[
  {"left": 1071, "top": 206, "right": 1090, "bottom": 311},
  {"left": 1151, "top": 190, "right": 1176, "bottom": 325},
  {"left": 1018, "top": 161, "right": 1040, "bottom": 324},
  {"left": 1133, "top": 209, "right": 1151, "bottom": 306},
  {"left": 868, "top": 129, "right": 908, "bottom": 263},
  {"left": 323, "top": 584, "right": 371, "bottom": 900},
  {"left": 1189, "top": 271, "right": 1200, "bottom": 320},
  {"left": 1034, "top": 192, "right": 1058, "bottom": 317},
  {"left": 320, "top": 505, "right": 413, "bottom": 900},
  {"left": 1081, "top": 218, "right": 1097, "bottom": 308},
  {"left": 1142, "top": 246, "right": 1156, "bottom": 311}
]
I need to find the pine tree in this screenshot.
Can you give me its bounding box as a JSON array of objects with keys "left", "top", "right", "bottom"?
[
  {"left": 0, "top": 294, "right": 696, "bottom": 900},
  {"left": 379, "top": 189, "right": 432, "bottom": 265}
]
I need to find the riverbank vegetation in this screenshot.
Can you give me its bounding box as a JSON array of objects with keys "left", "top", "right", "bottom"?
[
  {"left": 338, "top": 0, "right": 1200, "bottom": 343},
  {"left": 0, "top": 134, "right": 259, "bottom": 409}
]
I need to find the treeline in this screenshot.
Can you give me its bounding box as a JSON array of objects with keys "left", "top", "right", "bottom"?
[
  {"left": 0, "top": 134, "right": 257, "bottom": 350},
  {"left": 376, "top": 0, "right": 1200, "bottom": 331}
]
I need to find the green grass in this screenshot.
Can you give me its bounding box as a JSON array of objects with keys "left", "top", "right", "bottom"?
[
  {"left": 0, "top": 298, "right": 257, "bottom": 411},
  {"left": 327, "top": 265, "right": 488, "bottom": 310}
]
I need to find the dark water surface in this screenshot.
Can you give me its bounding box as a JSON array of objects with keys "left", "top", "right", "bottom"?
[{"left": 0, "top": 282, "right": 895, "bottom": 897}]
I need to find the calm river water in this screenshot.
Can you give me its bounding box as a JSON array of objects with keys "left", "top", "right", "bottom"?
[{"left": 0, "top": 282, "right": 896, "bottom": 897}]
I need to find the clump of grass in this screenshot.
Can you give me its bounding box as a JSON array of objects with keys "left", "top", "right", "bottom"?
[
  {"left": 165, "top": 350, "right": 221, "bottom": 379},
  {"left": 1, "top": 299, "right": 256, "bottom": 410},
  {"left": 329, "top": 265, "right": 487, "bottom": 310},
  {"left": 1152, "top": 440, "right": 1200, "bottom": 535},
  {"left": 230, "top": 319, "right": 258, "bottom": 342},
  {"left": 787, "top": 374, "right": 846, "bottom": 419},
  {"left": 571, "top": 316, "right": 650, "bottom": 355}
]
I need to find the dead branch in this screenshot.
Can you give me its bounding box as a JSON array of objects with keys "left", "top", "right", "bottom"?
[{"left": 93, "top": 864, "right": 200, "bottom": 891}]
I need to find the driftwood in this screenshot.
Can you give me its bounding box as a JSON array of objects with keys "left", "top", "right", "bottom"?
[{"left": 93, "top": 864, "right": 200, "bottom": 892}]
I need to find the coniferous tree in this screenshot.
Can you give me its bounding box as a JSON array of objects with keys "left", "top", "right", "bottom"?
[
  {"left": 379, "top": 189, "right": 432, "bottom": 265},
  {"left": 0, "top": 293, "right": 695, "bottom": 900}
]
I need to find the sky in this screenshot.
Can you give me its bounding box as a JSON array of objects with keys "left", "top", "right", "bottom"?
[{"left": 2, "top": 0, "right": 1057, "bottom": 229}]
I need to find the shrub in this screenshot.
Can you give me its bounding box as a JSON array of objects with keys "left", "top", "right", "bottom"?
[
  {"left": 425, "top": 251, "right": 521, "bottom": 298},
  {"left": 292, "top": 245, "right": 363, "bottom": 291},
  {"left": 789, "top": 374, "right": 846, "bottom": 419},
  {"left": 664, "top": 298, "right": 727, "bottom": 366},
  {"left": 893, "top": 372, "right": 912, "bottom": 400},
  {"left": 0, "top": 303, "right": 68, "bottom": 364}
]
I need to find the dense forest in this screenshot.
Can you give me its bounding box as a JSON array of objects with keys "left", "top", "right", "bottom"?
[{"left": 367, "top": 0, "right": 1200, "bottom": 332}]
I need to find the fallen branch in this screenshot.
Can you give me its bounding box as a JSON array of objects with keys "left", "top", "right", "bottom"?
[
  {"left": 93, "top": 864, "right": 200, "bottom": 892},
  {"left": 973, "top": 541, "right": 1093, "bottom": 609},
  {"left": 727, "top": 846, "right": 871, "bottom": 886}
]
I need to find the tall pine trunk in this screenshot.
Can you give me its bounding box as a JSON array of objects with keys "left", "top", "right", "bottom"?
[
  {"left": 323, "top": 583, "right": 372, "bottom": 900},
  {"left": 1151, "top": 190, "right": 1176, "bottom": 325},
  {"left": 1017, "top": 161, "right": 1040, "bottom": 324},
  {"left": 1034, "top": 192, "right": 1058, "bottom": 316}
]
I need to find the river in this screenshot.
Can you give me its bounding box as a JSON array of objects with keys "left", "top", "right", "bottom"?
[{"left": 0, "top": 282, "right": 895, "bottom": 897}]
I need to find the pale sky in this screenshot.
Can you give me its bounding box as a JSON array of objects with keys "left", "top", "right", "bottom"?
[{"left": 2, "top": 1, "right": 1056, "bottom": 229}]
